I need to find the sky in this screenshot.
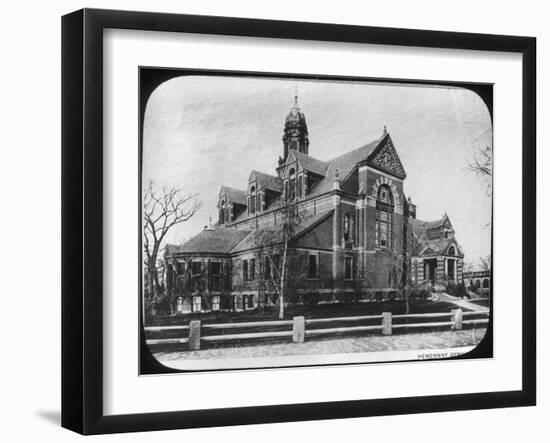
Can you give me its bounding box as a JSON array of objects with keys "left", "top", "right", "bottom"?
[{"left": 142, "top": 75, "right": 492, "bottom": 265}]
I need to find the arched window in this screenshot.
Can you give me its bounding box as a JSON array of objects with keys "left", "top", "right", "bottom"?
[
  {"left": 289, "top": 168, "right": 296, "bottom": 200},
  {"left": 448, "top": 245, "right": 456, "bottom": 255},
  {"left": 219, "top": 199, "right": 225, "bottom": 224},
  {"left": 298, "top": 175, "right": 303, "bottom": 199},
  {"left": 482, "top": 278, "right": 489, "bottom": 289},
  {"left": 375, "top": 184, "right": 394, "bottom": 249},
  {"left": 250, "top": 186, "right": 256, "bottom": 214}
]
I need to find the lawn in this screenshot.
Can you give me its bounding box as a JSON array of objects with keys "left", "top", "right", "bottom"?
[
  {"left": 468, "top": 299, "right": 490, "bottom": 308},
  {"left": 146, "top": 299, "right": 463, "bottom": 326}
]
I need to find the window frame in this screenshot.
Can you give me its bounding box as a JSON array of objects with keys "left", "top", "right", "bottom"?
[
  {"left": 308, "top": 253, "right": 319, "bottom": 279},
  {"left": 344, "top": 256, "right": 354, "bottom": 280},
  {"left": 192, "top": 296, "right": 202, "bottom": 312},
  {"left": 242, "top": 259, "right": 248, "bottom": 281},
  {"left": 375, "top": 184, "right": 394, "bottom": 250}
]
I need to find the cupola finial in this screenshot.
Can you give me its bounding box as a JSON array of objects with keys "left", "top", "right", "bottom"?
[
  {"left": 383, "top": 125, "right": 387, "bottom": 135},
  {"left": 294, "top": 86, "right": 298, "bottom": 107}
]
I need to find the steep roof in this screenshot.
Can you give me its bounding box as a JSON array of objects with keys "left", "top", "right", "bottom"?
[
  {"left": 230, "top": 210, "right": 334, "bottom": 253},
  {"left": 250, "top": 170, "right": 284, "bottom": 192},
  {"left": 165, "top": 228, "right": 250, "bottom": 255},
  {"left": 424, "top": 215, "right": 451, "bottom": 230},
  {"left": 306, "top": 137, "right": 382, "bottom": 197},
  {"left": 410, "top": 218, "right": 463, "bottom": 257},
  {"left": 220, "top": 186, "right": 247, "bottom": 206},
  {"left": 289, "top": 151, "right": 329, "bottom": 177},
  {"left": 225, "top": 133, "right": 394, "bottom": 227}
]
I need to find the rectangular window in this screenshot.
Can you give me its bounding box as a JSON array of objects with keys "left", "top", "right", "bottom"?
[
  {"left": 210, "top": 261, "right": 222, "bottom": 291},
  {"left": 191, "top": 261, "right": 202, "bottom": 275},
  {"left": 225, "top": 206, "right": 231, "bottom": 223},
  {"left": 212, "top": 296, "right": 220, "bottom": 311},
  {"left": 210, "top": 262, "right": 221, "bottom": 275},
  {"left": 243, "top": 259, "right": 248, "bottom": 281},
  {"left": 250, "top": 258, "right": 255, "bottom": 280},
  {"left": 274, "top": 254, "right": 280, "bottom": 273},
  {"left": 247, "top": 295, "right": 255, "bottom": 309},
  {"left": 345, "top": 257, "right": 353, "bottom": 280},
  {"left": 265, "top": 256, "right": 271, "bottom": 279},
  {"left": 308, "top": 254, "right": 319, "bottom": 279},
  {"left": 380, "top": 222, "right": 388, "bottom": 247},
  {"left": 192, "top": 296, "right": 201, "bottom": 312},
  {"left": 377, "top": 211, "right": 392, "bottom": 249}
]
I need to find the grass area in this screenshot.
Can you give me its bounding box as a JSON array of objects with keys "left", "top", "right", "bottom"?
[
  {"left": 146, "top": 300, "right": 463, "bottom": 326},
  {"left": 468, "top": 299, "right": 490, "bottom": 308}
]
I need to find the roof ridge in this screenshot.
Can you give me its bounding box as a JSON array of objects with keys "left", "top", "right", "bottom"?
[{"left": 327, "top": 134, "right": 383, "bottom": 164}]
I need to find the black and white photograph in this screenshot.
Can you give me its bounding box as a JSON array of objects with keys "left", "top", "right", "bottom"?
[{"left": 140, "top": 72, "right": 493, "bottom": 371}]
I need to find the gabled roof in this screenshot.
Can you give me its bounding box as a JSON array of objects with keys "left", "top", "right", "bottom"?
[
  {"left": 250, "top": 170, "right": 283, "bottom": 193},
  {"left": 365, "top": 133, "right": 407, "bottom": 179},
  {"left": 304, "top": 137, "right": 382, "bottom": 197},
  {"left": 165, "top": 228, "right": 250, "bottom": 255},
  {"left": 220, "top": 186, "right": 247, "bottom": 206},
  {"left": 230, "top": 210, "right": 334, "bottom": 253},
  {"left": 425, "top": 214, "right": 452, "bottom": 230},
  {"left": 288, "top": 151, "right": 329, "bottom": 177},
  {"left": 410, "top": 217, "right": 463, "bottom": 258},
  {"left": 224, "top": 132, "right": 403, "bottom": 226}
]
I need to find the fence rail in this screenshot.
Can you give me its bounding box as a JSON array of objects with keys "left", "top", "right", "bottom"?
[{"left": 145, "top": 308, "right": 490, "bottom": 351}]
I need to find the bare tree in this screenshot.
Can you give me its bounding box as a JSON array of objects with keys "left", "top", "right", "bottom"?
[
  {"left": 463, "top": 261, "right": 476, "bottom": 273},
  {"left": 479, "top": 255, "right": 491, "bottom": 272},
  {"left": 143, "top": 180, "right": 201, "bottom": 300},
  {"left": 468, "top": 145, "right": 492, "bottom": 196},
  {"left": 385, "top": 231, "right": 413, "bottom": 314},
  {"left": 254, "top": 202, "right": 305, "bottom": 319}
]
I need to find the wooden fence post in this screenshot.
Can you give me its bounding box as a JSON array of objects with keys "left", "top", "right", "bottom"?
[
  {"left": 293, "top": 316, "right": 305, "bottom": 343},
  {"left": 382, "top": 312, "right": 392, "bottom": 335},
  {"left": 189, "top": 320, "right": 201, "bottom": 350},
  {"left": 451, "top": 309, "right": 463, "bottom": 330}
]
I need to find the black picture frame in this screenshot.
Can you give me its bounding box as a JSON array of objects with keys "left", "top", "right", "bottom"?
[{"left": 62, "top": 8, "right": 536, "bottom": 435}]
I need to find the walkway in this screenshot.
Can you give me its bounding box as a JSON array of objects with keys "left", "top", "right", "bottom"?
[
  {"left": 154, "top": 328, "right": 487, "bottom": 368},
  {"left": 437, "top": 293, "right": 488, "bottom": 312}
]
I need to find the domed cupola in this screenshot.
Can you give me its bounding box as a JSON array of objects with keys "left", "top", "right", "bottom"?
[{"left": 282, "top": 89, "right": 309, "bottom": 162}]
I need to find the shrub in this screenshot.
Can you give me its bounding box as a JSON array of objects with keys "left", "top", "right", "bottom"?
[
  {"left": 445, "top": 281, "right": 469, "bottom": 298},
  {"left": 410, "top": 281, "right": 433, "bottom": 300}
]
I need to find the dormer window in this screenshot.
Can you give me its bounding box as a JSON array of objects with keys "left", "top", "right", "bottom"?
[
  {"left": 448, "top": 245, "right": 456, "bottom": 256},
  {"left": 219, "top": 199, "right": 226, "bottom": 224},
  {"left": 250, "top": 186, "right": 256, "bottom": 214},
  {"left": 289, "top": 168, "right": 296, "bottom": 200}
]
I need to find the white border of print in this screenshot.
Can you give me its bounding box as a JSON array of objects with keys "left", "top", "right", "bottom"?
[{"left": 103, "top": 29, "right": 522, "bottom": 416}]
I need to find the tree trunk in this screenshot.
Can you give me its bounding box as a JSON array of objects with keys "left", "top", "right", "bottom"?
[
  {"left": 148, "top": 266, "right": 156, "bottom": 300},
  {"left": 279, "top": 241, "right": 287, "bottom": 319}
]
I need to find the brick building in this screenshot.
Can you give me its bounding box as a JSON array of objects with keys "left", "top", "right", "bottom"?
[{"left": 164, "top": 95, "right": 464, "bottom": 313}]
